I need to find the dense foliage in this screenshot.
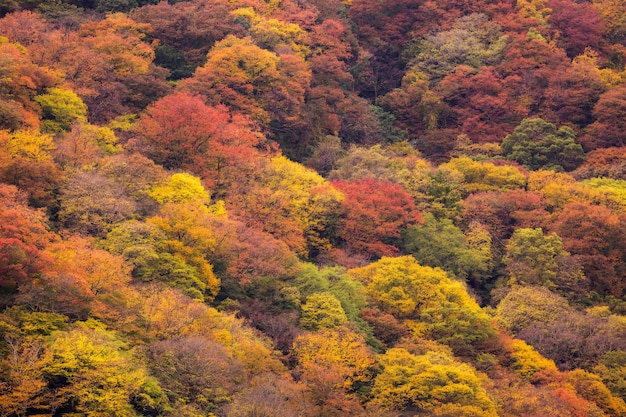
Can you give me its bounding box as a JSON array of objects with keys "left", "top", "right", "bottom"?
[{"left": 1, "top": 0, "right": 626, "bottom": 415}]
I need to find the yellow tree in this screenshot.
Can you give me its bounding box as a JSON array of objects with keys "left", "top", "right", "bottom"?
[
  {"left": 264, "top": 156, "right": 343, "bottom": 254},
  {"left": 495, "top": 286, "right": 571, "bottom": 334},
  {"left": 43, "top": 324, "right": 162, "bottom": 416},
  {"left": 299, "top": 292, "right": 348, "bottom": 331},
  {"left": 293, "top": 327, "right": 375, "bottom": 415},
  {"left": 517, "top": 0, "right": 552, "bottom": 25},
  {"left": 0, "top": 337, "right": 48, "bottom": 416},
  {"left": 293, "top": 327, "right": 376, "bottom": 389},
  {"left": 349, "top": 256, "right": 495, "bottom": 355},
  {"left": 439, "top": 156, "right": 527, "bottom": 195},
  {"left": 147, "top": 201, "right": 220, "bottom": 301},
  {"left": 508, "top": 338, "right": 558, "bottom": 379},
  {"left": 6, "top": 130, "right": 54, "bottom": 161},
  {"left": 593, "top": 0, "right": 626, "bottom": 44},
  {"left": 231, "top": 8, "right": 310, "bottom": 56},
  {"left": 370, "top": 348, "right": 498, "bottom": 416},
  {"left": 148, "top": 172, "right": 211, "bottom": 205},
  {"left": 34, "top": 87, "right": 87, "bottom": 133},
  {"left": 141, "top": 172, "right": 222, "bottom": 301},
  {"left": 0, "top": 130, "right": 63, "bottom": 209},
  {"left": 527, "top": 170, "right": 601, "bottom": 210},
  {"left": 180, "top": 35, "right": 310, "bottom": 127}
]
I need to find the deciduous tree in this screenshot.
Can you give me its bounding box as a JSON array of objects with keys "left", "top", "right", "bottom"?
[
  {"left": 403, "top": 213, "right": 493, "bottom": 282},
  {"left": 370, "top": 348, "right": 498, "bottom": 416},
  {"left": 501, "top": 118, "right": 585, "bottom": 171},
  {"left": 300, "top": 292, "right": 348, "bottom": 331},
  {"left": 495, "top": 286, "right": 571, "bottom": 334},
  {"left": 133, "top": 91, "right": 268, "bottom": 191},
  {"left": 551, "top": 202, "right": 626, "bottom": 297},
  {"left": 503, "top": 228, "right": 584, "bottom": 290},
  {"left": 58, "top": 170, "right": 137, "bottom": 237},
  {"left": 34, "top": 87, "right": 87, "bottom": 133},
  {"left": 131, "top": 0, "right": 241, "bottom": 79},
  {"left": 583, "top": 86, "right": 626, "bottom": 150},
  {"left": 147, "top": 336, "right": 244, "bottom": 412},
  {"left": 332, "top": 178, "right": 422, "bottom": 258},
  {"left": 0, "top": 184, "right": 52, "bottom": 302},
  {"left": 349, "top": 256, "right": 494, "bottom": 354},
  {"left": 44, "top": 324, "right": 160, "bottom": 415},
  {"left": 180, "top": 35, "right": 310, "bottom": 127},
  {"left": 407, "top": 14, "right": 508, "bottom": 83},
  {"left": 547, "top": 0, "right": 605, "bottom": 57}
]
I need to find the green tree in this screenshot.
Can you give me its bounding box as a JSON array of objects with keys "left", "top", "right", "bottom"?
[
  {"left": 503, "top": 228, "right": 578, "bottom": 288},
  {"left": 403, "top": 213, "right": 493, "bottom": 282},
  {"left": 293, "top": 264, "right": 368, "bottom": 322},
  {"left": 502, "top": 118, "right": 585, "bottom": 171},
  {"left": 595, "top": 351, "right": 626, "bottom": 401},
  {"left": 34, "top": 88, "right": 87, "bottom": 133}
]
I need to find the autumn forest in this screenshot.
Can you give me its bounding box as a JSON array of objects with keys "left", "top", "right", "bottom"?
[{"left": 0, "top": 0, "right": 626, "bottom": 414}]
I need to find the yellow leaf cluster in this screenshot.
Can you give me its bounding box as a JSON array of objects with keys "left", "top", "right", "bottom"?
[
  {"left": 293, "top": 327, "right": 375, "bottom": 388},
  {"left": 371, "top": 348, "right": 498, "bottom": 416},
  {"left": 509, "top": 339, "right": 558, "bottom": 379},
  {"left": 266, "top": 156, "right": 344, "bottom": 253},
  {"left": 441, "top": 156, "right": 527, "bottom": 195},
  {"left": 149, "top": 173, "right": 211, "bottom": 205},
  {"left": 232, "top": 8, "right": 310, "bottom": 56},
  {"left": 517, "top": 0, "right": 552, "bottom": 25},
  {"left": 7, "top": 130, "right": 54, "bottom": 161}
]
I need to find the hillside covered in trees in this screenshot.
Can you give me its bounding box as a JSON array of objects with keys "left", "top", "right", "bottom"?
[{"left": 1, "top": 0, "right": 626, "bottom": 415}]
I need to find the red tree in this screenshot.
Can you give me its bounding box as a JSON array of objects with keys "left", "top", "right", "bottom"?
[
  {"left": 133, "top": 91, "right": 269, "bottom": 190},
  {"left": 540, "top": 63, "right": 605, "bottom": 128},
  {"left": 550, "top": 202, "right": 626, "bottom": 297},
  {"left": 547, "top": 0, "right": 605, "bottom": 58},
  {"left": 498, "top": 35, "right": 570, "bottom": 115},
  {"left": 461, "top": 190, "right": 548, "bottom": 243},
  {"left": 332, "top": 178, "right": 423, "bottom": 258},
  {"left": 573, "top": 147, "right": 626, "bottom": 180},
  {"left": 582, "top": 86, "right": 626, "bottom": 150},
  {"left": 0, "top": 185, "right": 53, "bottom": 300},
  {"left": 440, "top": 65, "right": 528, "bottom": 143}
]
